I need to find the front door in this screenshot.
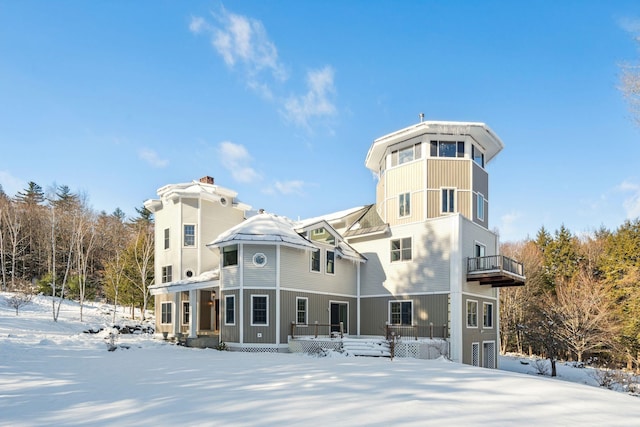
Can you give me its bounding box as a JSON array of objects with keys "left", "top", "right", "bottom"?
[
  {"left": 330, "top": 302, "right": 348, "bottom": 334},
  {"left": 199, "top": 290, "right": 213, "bottom": 331}
]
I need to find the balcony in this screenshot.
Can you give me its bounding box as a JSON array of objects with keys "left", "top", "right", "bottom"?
[{"left": 467, "top": 255, "right": 525, "bottom": 287}]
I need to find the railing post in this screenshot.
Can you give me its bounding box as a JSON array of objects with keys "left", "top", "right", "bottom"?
[
  {"left": 429, "top": 322, "right": 433, "bottom": 339},
  {"left": 291, "top": 321, "right": 295, "bottom": 339},
  {"left": 314, "top": 320, "right": 318, "bottom": 338},
  {"left": 414, "top": 323, "right": 418, "bottom": 340},
  {"left": 339, "top": 322, "right": 344, "bottom": 339},
  {"left": 385, "top": 322, "right": 389, "bottom": 340}
]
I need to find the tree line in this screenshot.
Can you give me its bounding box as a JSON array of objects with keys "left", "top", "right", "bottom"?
[
  {"left": 500, "top": 222, "right": 640, "bottom": 374},
  {"left": 0, "top": 181, "right": 154, "bottom": 322}
]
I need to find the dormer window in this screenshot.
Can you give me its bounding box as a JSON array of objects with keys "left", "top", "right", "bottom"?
[
  {"left": 430, "top": 141, "right": 464, "bottom": 158},
  {"left": 310, "top": 227, "right": 335, "bottom": 245}
]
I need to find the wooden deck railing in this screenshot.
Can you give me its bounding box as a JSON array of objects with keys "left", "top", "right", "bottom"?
[
  {"left": 290, "top": 321, "right": 344, "bottom": 339},
  {"left": 467, "top": 255, "right": 525, "bottom": 277},
  {"left": 385, "top": 323, "right": 448, "bottom": 340}
]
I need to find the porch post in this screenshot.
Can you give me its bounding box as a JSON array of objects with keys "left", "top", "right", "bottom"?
[
  {"left": 172, "top": 292, "right": 180, "bottom": 336},
  {"left": 189, "top": 289, "right": 197, "bottom": 338}
]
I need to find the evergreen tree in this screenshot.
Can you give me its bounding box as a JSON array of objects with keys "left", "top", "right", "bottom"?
[{"left": 15, "top": 182, "right": 45, "bottom": 205}]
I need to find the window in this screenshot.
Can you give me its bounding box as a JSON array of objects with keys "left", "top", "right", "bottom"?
[
  {"left": 225, "top": 295, "right": 235, "bottom": 325},
  {"left": 472, "top": 145, "right": 485, "bottom": 167},
  {"left": 467, "top": 300, "right": 478, "bottom": 327},
  {"left": 326, "top": 250, "right": 335, "bottom": 274},
  {"left": 183, "top": 224, "right": 195, "bottom": 247},
  {"left": 161, "top": 265, "right": 172, "bottom": 283},
  {"left": 390, "top": 301, "right": 412, "bottom": 325},
  {"left": 182, "top": 301, "right": 190, "bottom": 325},
  {"left": 161, "top": 302, "right": 172, "bottom": 324},
  {"left": 483, "top": 303, "right": 493, "bottom": 328},
  {"left": 296, "top": 297, "right": 308, "bottom": 325},
  {"left": 310, "top": 228, "right": 335, "bottom": 245},
  {"left": 442, "top": 188, "right": 455, "bottom": 213},
  {"left": 251, "top": 295, "right": 268, "bottom": 326},
  {"left": 253, "top": 252, "right": 267, "bottom": 267},
  {"left": 310, "top": 249, "right": 321, "bottom": 272},
  {"left": 399, "top": 192, "right": 410, "bottom": 217},
  {"left": 390, "top": 238, "right": 412, "bottom": 262},
  {"left": 164, "top": 228, "right": 170, "bottom": 250},
  {"left": 477, "top": 193, "right": 485, "bottom": 221},
  {"left": 391, "top": 143, "right": 421, "bottom": 166},
  {"left": 430, "top": 141, "right": 464, "bottom": 158},
  {"left": 223, "top": 245, "right": 238, "bottom": 267}
]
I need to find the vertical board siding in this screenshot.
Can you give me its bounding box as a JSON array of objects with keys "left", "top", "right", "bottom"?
[
  {"left": 242, "top": 244, "right": 277, "bottom": 287},
  {"left": 220, "top": 289, "right": 239, "bottom": 343},
  {"left": 280, "top": 291, "right": 357, "bottom": 338},
  {"left": 427, "top": 159, "right": 471, "bottom": 189},
  {"left": 472, "top": 162, "right": 489, "bottom": 200},
  {"left": 359, "top": 294, "right": 450, "bottom": 336},
  {"left": 384, "top": 161, "right": 425, "bottom": 227},
  {"left": 243, "top": 289, "right": 276, "bottom": 344}
]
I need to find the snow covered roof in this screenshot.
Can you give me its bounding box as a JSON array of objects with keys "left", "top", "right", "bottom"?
[
  {"left": 149, "top": 270, "right": 219, "bottom": 295},
  {"left": 297, "top": 206, "right": 368, "bottom": 229},
  {"left": 208, "top": 213, "right": 318, "bottom": 251},
  {"left": 365, "top": 120, "right": 504, "bottom": 171},
  {"left": 145, "top": 179, "right": 251, "bottom": 213}
]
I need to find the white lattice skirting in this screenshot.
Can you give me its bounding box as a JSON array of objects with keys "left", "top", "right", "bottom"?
[
  {"left": 289, "top": 337, "right": 449, "bottom": 360},
  {"left": 393, "top": 339, "right": 449, "bottom": 359},
  {"left": 288, "top": 339, "right": 343, "bottom": 354}
]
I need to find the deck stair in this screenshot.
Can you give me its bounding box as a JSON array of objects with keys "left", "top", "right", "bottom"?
[{"left": 342, "top": 338, "right": 391, "bottom": 357}]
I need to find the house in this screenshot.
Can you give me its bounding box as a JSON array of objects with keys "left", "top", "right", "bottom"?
[{"left": 145, "top": 120, "right": 525, "bottom": 367}]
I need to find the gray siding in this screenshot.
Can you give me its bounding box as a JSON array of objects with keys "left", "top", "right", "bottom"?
[
  {"left": 360, "top": 294, "right": 450, "bottom": 337},
  {"left": 472, "top": 162, "right": 489, "bottom": 229},
  {"left": 243, "top": 289, "right": 276, "bottom": 344},
  {"left": 220, "top": 289, "right": 239, "bottom": 343},
  {"left": 280, "top": 290, "right": 357, "bottom": 338},
  {"left": 461, "top": 294, "right": 498, "bottom": 366}
]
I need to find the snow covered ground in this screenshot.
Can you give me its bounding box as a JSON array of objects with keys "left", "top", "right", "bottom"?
[{"left": 2, "top": 293, "right": 640, "bottom": 426}]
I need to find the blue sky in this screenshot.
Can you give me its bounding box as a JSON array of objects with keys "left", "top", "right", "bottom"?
[{"left": 1, "top": 1, "right": 640, "bottom": 242}]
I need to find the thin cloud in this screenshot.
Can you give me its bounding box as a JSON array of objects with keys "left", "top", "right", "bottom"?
[
  {"left": 497, "top": 211, "right": 522, "bottom": 242},
  {"left": 283, "top": 66, "right": 337, "bottom": 128},
  {"left": 138, "top": 148, "right": 168, "bottom": 168},
  {"left": 218, "top": 141, "right": 261, "bottom": 184},
  {"left": 618, "top": 180, "right": 640, "bottom": 219},
  {"left": 274, "top": 180, "right": 306, "bottom": 195},
  {"left": 190, "top": 8, "right": 338, "bottom": 131},
  {"left": 618, "top": 17, "right": 640, "bottom": 35},
  {"left": 0, "top": 170, "right": 25, "bottom": 197},
  {"left": 191, "top": 8, "right": 287, "bottom": 99}
]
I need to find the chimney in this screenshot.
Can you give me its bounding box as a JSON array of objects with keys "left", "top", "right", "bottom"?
[{"left": 199, "top": 176, "right": 214, "bottom": 185}]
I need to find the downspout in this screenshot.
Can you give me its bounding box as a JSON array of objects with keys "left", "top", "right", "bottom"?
[
  {"left": 276, "top": 245, "right": 281, "bottom": 347},
  {"left": 356, "top": 261, "right": 361, "bottom": 336},
  {"left": 449, "top": 214, "right": 463, "bottom": 363},
  {"left": 239, "top": 243, "right": 244, "bottom": 345}
]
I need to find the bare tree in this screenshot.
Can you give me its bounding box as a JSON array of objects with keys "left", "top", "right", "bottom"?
[
  {"left": 123, "top": 221, "right": 154, "bottom": 320},
  {"left": 553, "top": 272, "right": 617, "bottom": 362},
  {"left": 75, "top": 201, "right": 97, "bottom": 322},
  {"left": 5, "top": 291, "right": 33, "bottom": 315}
]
